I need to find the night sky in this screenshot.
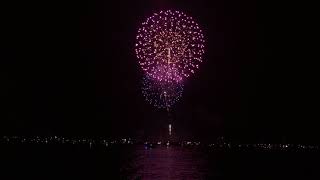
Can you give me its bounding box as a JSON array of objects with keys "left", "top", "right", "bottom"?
[{"left": 1, "top": 1, "right": 316, "bottom": 143}]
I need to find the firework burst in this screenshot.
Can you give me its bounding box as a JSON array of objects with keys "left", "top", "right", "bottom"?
[
  {"left": 135, "top": 10, "right": 205, "bottom": 83},
  {"left": 141, "top": 75, "right": 183, "bottom": 109}
]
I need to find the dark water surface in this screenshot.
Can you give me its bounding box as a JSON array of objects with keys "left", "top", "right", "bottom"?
[
  {"left": 2, "top": 144, "right": 319, "bottom": 179},
  {"left": 132, "top": 146, "right": 209, "bottom": 179}
]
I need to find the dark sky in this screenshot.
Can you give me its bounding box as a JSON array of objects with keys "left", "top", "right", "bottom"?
[{"left": 1, "top": 1, "right": 316, "bottom": 143}]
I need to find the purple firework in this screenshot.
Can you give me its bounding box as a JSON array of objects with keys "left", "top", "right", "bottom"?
[
  {"left": 135, "top": 10, "right": 205, "bottom": 83},
  {"left": 141, "top": 75, "right": 183, "bottom": 109}
]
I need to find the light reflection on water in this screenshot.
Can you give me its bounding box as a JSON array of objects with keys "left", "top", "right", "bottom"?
[
  {"left": 3, "top": 143, "right": 319, "bottom": 179},
  {"left": 127, "top": 146, "right": 209, "bottom": 179}
]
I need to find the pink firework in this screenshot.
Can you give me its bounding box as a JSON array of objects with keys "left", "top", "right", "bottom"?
[{"left": 135, "top": 10, "right": 205, "bottom": 83}]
